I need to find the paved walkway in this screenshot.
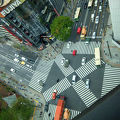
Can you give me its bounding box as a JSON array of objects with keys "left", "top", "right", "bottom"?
[{"left": 101, "top": 15, "right": 120, "bottom": 67}]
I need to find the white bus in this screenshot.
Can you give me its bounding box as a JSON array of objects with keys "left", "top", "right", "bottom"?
[
  {"left": 88, "top": 0, "right": 94, "bottom": 9},
  {"left": 95, "top": 47, "right": 101, "bottom": 66},
  {"left": 74, "top": 7, "right": 81, "bottom": 21}
]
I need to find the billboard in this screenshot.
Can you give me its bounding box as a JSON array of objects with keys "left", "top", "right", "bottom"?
[{"left": 0, "top": 0, "right": 25, "bottom": 18}]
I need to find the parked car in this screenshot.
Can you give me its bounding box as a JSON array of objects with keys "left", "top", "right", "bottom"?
[
  {"left": 44, "top": 102, "right": 49, "bottom": 112},
  {"left": 84, "top": 2, "right": 88, "bottom": 9},
  {"left": 26, "top": 64, "right": 32, "bottom": 68},
  {"left": 77, "top": 27, "right": 82, "bottom": 34},
  {"left": 81, "top": 57, "right": 86, "bottom": 65},
  {"left": 20, "top": 61, "right": 25, "bottom": 65},
  {"left": 64, "top": 59, "right": 70, "bottom": 68},
  {"left": 72, "top": 75, "right": 77, "bottom": 85},
  {"left": 86, "top": 79, "right": 90, "bottom": 89},
  {"left": 61, "top": 58, "right": 65, "bottom": 66},
  {"left": 91, "top": 13, "right": 95, "bottom": 22},
  {"left": 99, "top": 6, "right": 102, "bottom": 12},
  {"left": 10, "top": 68, "right": 15, "bottom": 73},
  {"left": 14, "top": 58, "right": 19, "bottom": 62},
  {"left": 21, "top": 57, "right": 27, "bottom": 61},
  {"left": 94, "top": 0, "right": 98, "bottom": 6},
  {"left": 15, "top": 54, "right": 19, "bottom": 57},
  {"left": 92, "top": 32, "right": 96, "bottom": 39},
  {"left": 95, "top": 16, "right": 99, "bottom": 24}
]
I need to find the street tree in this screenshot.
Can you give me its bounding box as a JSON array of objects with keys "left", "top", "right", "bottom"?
[{"left": 50, "top": 16, "right": 73, "bottom": 41}]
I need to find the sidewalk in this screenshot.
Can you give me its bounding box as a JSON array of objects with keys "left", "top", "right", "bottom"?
[{"left": 101, "top": 15, "right": 120, "bottom": 67}]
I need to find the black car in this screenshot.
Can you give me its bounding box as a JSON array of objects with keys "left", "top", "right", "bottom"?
[
  {"left": 84, "top": 2, "right": 88, "bottom": 9},
  {"left": 44, "top": 103, "right": 49, "bottom": 112}
]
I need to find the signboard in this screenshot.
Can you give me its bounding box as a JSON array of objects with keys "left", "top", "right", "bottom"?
[{"left": 0, "top": 0, "right": 25, "bottom": 18}]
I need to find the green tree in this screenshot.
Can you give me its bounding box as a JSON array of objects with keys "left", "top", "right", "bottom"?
[{"left": 50, "top": 16, "right": 73, "bottom": 41}]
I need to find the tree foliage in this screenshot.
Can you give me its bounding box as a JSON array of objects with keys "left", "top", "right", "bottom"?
[{"left": 50, "top": 16, "right": 73, "bottom": 41}]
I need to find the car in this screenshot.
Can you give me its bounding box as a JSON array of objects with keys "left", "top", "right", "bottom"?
[
  {"left": 99, "top": 6, "right": 102, "bottom": 12},
  {"left": 10, "top": 68, "right": 15, "bottom": 73},
  {"left": 94, "top": 0, "right": 98, "bottom": 6},
  {"left": 52, "top": 89, "right": 57, "bottom": 100},
  {"left": 21, "top": 57, "right": 27, "bottom": 61},
  {"left": 14, "top": 58, "right": 19, "bottom": 62},
  {"left": 26, "top": 64, "right": 32, "bottom": 68},
  {"left": 61, "top": 58, "right": 65, "bottom": 66},
  {"left": 44, "top": 102, "right": 49, "bottom": 112},
  {"left": 20, "top": 61, "right": 25, "bottom": 65},
  {"left": 86, "top": 79, "right": 90, "bottom": 89},
  {"left": 95, "top": 16, "right": 99, "bottom": 24},
  {"left": 84, "top": 2, "right": 88, "bottom": 9},
  {"left": 85, "top": 40, "right": 89, "bottom": 45},
  {"left": 64, "top": 59, "right": 70, "bottom": 68},
  {"left": 15, "top": 54, "right": 19, "bottom": 57},
  {"left": 77, "top": 27, "right": 82, "bottom": 34},
  {"left": 81, "top": 57, "right": 86, "bottom": 65},
  {"left": 92, "top": 32, "right": 96, "bottom": 39},
  {"left": 91, "top": 13, "right": 95, "bottom": 22},
  {"left": 67, "top": 41, "right": 72, "bottom": 48},
  {"left": 72, "top": 75, "right": 77, "bottom": 85}
]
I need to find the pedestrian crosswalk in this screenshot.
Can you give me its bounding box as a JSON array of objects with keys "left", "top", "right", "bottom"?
[
  {"left": 101, "top": 65, "right": 120, "bottom": 97},
  {"left": 62, "top": 41, "right": 101, "bottom": 54},
  {"left": 43, "top": 104, "right": 56, "bottom": 120},
  {"left": 43, "top": 78, "right": 71, "bottom": 102},
  {"left": 69, "top": 109, "right": 81, "bottom": 119},
  {"left": 29, "top": 60, "right": 54, "bottom": 92},
  {"left": 75, "top": 58, "right": 97, "bottom": 79},
  {"left": 73, "top": 79, "right": 97, "bottom": 107},
  {"left": 55, "top": 54, "right": 74, "bottom": 77}
]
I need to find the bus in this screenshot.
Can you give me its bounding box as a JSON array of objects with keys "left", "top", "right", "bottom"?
[
  {"left": 94, "top": 47, "right": 101, "bottom": 66},
  {"left": 88, "top": 0, "right": 94, "bottom": 9},
  {"left": 74, "top": 7, "right": 81, "bottom": 21}
]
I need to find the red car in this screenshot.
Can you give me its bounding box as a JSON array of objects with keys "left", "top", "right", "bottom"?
[
  {"left": 77, "top": 27, "right": 82, "bottom": 34},
  {"left": 52, "top": 89, "right": 57, "bottom": 100},
  {"left": 72, "top": 50, "right": 77, "bottom": 56}
]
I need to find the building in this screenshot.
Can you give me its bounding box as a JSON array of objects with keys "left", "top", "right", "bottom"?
[{"left": 0, "top": 0, "right": 65, "bottom": 49}]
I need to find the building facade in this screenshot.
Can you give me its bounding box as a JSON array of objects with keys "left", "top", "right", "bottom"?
[{"left": 0, "top": 0, "right": 65, "bottom": 49}]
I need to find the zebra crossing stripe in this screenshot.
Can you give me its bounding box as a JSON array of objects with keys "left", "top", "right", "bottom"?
[
  {"left": 75, "top": 58, "right": 97, "bottom": 79},
  {"left": 62, "top": 41, "right": 101, "bottom": 54},
  {"left": 55, "top": 54, "right": 74, "bottom": 77},
  {"left": 43, "top": 104, "right": 56, "bottom": 120},
  {"left": 101, "top": 65, "right": 120, "bottom": 97},
  {"left": 73, "top": 79, "right": 97, "bottom": 107},
  {"left": 43, "top": 78, "right": 71, "bottom": 102},
  {"left": 29, "top": 60, "right": 54, "bottom": 92},
  {"left": 69, "top": 109, "right": 81, "bottom": 119}
]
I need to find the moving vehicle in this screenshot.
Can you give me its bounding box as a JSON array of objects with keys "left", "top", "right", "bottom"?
[
  {"left": 10, "top": 68, "right": 15, "bottom": 73},
  {"left": 94, "top": 47, "right": 101, "bottom": 66},
  {"left": 63, "top": 108, "right": 70, "bottom": 120},
  {"left": 84, "top": 2, "right": 88, "bottom": 9},
  {"left": 95, "top": 16, "right": 99, "bottom": 24},
  {"left": 61, "top": 58, "right": 65, "bottom": 66},
  {"left": 80, "top": 26, "right": 86, "bottom": 40},
  {"left": 99, "top": 6, "right": 102, "bottom": 12},
  {"left": 72, "top": 75, "right": 77, "bottom": 85},
  {"left": 64, "top": 59, "right": 70, "bottom": 68},
  {"left": 54, "top": 97, "right": 65, "bottom": 120},
  {"left": 66, "top": 41, "right": 72, "bottom": 48},
  {"left": 26, "top": 64, "right": 32, "bottom": 68},
  {"left": 92, "top": 32, "right": 96, "bottom": 39},
  {"left": 15, "top": 54, "right": 19, "bottom": 57},
  {"left": 86, "top": 79, "right": 90, "bottom": 89},
  {"left": 88, "top": 0, "right": 94, "bottom": 9},
  {"left": 44, "top": 102, "right": 49, "bottom": 112},
  {"left": 21, "top": 57, "right": 27, "bottom": 61},
  {"left": 77, "top": 27, "right": 82, "bottom": 34},
  {"left": 94, "top": 0, "right": 98, "bottom": 6},
  {"left": 20, "top": 61, "right": 25, "bottom": 65},
  {"left": 74, "top": 7, "right": 81, "bottom": 21},
  {"left": 91, "top": 13, "right": 94, "bottom": 22},
  {"left": 52, "top": 89, "right": 57, "bottom": 100},
  {"left": 81, "top": 57, "right": 86, "bottom": 65}
]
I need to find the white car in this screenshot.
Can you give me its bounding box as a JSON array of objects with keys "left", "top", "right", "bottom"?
[
  {"left": 94, "top": 0, "right": 98, "bottom": 6},
  {"left": 10, "top": 68, "right": 15, "bottom": 73},
  {"left": 95, "top": 16, "right": 99, "bottom": 24},
  {"left": 86, "top": 79, "right": 90, "bottom": 89},
  {"left": 21, "top": 57, "right": 27, "bottom": 61},
  {"left": 61, "top": 58, "right": 65, "bottom": 66},
  {"left": 91, "top": 13, "right": 94, "bottom": 22},
  {"left": 14, "top": 58, "right": 19, "bottom": 62},
  {"left": 99, "top": 6, "right": 102, "bottom": 12},
  {"left": 72, "top": 75, "right": 77, "bottom": 85},
  {"left": 81, "top": 57, "right": 86, "bottom": 65},
  {"left": 92, "top": 32, "right": 96, "bottom": 39},
  {"left": 67, "top": 41, "right": 72, "bottom": 48}
]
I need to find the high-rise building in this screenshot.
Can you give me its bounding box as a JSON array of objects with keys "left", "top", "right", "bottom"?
[{"left": 0, "top": 0, "right": 65, "bottom": 49}]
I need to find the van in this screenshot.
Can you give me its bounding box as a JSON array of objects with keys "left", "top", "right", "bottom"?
[{"left": 91, "top": 14, "right": 94, "bottom": 22}]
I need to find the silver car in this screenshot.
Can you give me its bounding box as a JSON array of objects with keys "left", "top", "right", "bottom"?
[
  {"left": 72, "top": 75, "right": 77, "bottom": 85},
  {"left": 86, "top": 79, "right": 90, "bottom": 89},
  {"left": 81, "top": 57, "right": 86, "bottom": 65},
  {"left": 95, "top": 16, "right": 99, "bottom": 24}
]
